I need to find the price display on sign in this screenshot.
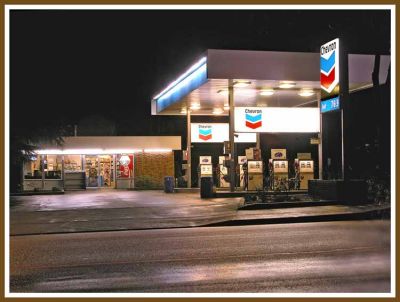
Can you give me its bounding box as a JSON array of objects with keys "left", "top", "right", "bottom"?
[{"left": 321, "top": 96, "right": 340, "bottom": 113}]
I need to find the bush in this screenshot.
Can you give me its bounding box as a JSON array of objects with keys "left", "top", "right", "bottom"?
[{"left": 135, "top": 175, "right": 161, "bottom": 189}]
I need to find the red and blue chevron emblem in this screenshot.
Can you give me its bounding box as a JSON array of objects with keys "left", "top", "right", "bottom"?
[
  {"left": 320, "top": 50, "right": 336, "bottom": 91},
  {"left": 199, "top": 127, "right": 212, "bottom": 141},
  {"left": 245, "top": 113, "right": 262, "bottom": 129}
]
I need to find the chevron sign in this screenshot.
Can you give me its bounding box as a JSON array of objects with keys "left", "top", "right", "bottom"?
[
  {"left": 320, "top": 38, "right": 339, "bottom": 95},
  {"left": 245, "top": 109, "right": 262, "bottom": 129},
  {"left": 198, "top": 125, "right": 212, "bottom": 141}
]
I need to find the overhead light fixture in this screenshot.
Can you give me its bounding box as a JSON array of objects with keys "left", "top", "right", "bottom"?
[
  {"left": 180, "top": 108, "right": 187, "bottom": 114},
  {"left": 190, "top": 103, "right": 201, "bottom": 110},
  {"left": 212, "top": 108, "right": 224, "bottom": 115},
  {"left": 217, "top": 89, "right": 229, "bottom": 95},
  {"left": 223, "top": 103, "right": 230, "bottom": 110},
  {"left": 298, "top": 89, "right": 315, "bottom": 97},
  {"left": 259, "top": 89, "right": 275, "bottom": 96},
  {"left": 233, "top": 81, "right": 251, "bottom": 88},
  {"left": 279, "top": 81, "right": 296, "bottom": 89}
]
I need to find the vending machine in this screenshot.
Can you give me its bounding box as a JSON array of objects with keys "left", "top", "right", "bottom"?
[
  {"left": 218, "top": 155, "right": 230, "bottom": 188},
  {"left": 238, "top": 156, "right": 247, "bottom": 188},
  {"left": 247, "top": 160, "right": 263, "bottom": 191},
  {"left": 295, "top": 153, "right": 314, "bottom": 190},
  {"left": 270, "top": 149, "right": 288, "bottom": 190}
]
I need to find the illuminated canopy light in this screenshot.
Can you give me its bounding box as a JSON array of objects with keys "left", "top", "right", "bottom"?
[
  {"left": 259, "top": 89, "right": 275, "bottom": 96},
  {"left": 233, "top": 81, "right": 252, "bottom": 88},
  {"left": 298, "top": 89, "right": 315, "bottom": 97},
  {"left": 279, "top": 81, "right": 296, "bottom": 89},
  {"left": 180, "top": 108, "right": 187, "bottom": 114},
  {"left": 212, "top": 108, "right": 224, "bottom": 115},
  {"left": 190, "top": 103, "right": 201, "bottom": 110},
  {"left": 153, "top": 57, "right": 207, "bottom": 100}
]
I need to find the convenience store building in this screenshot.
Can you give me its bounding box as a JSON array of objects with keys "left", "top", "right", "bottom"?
[{"left": 22, "top": 136, "right": 181, "bottom": 191}]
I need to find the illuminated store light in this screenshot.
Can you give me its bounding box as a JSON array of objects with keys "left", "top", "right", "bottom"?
[{"left": 35, "top": 149, "right": 141, "bottom": 155}]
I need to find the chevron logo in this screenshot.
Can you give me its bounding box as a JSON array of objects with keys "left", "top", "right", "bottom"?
[
  {"left": 320, "top": 39, "right": 339, "bottom": 94},
  {"left": 245, "top": 112, "right": 262, "bottom": 129},
  {"left": 199, "top": 126, "right": 212, "bottom": 141}
]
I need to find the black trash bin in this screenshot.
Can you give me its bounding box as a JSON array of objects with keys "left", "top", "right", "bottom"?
[
  {"left": 200, "top": 176, "right": 214, "bottom": 198},
  {"left": 164, "top": 176, "right": 175, "bottom": 193}
]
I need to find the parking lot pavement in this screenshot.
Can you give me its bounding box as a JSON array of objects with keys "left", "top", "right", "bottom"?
[{"left": 9, "top": 190, "right": 243, "bottom": 235}]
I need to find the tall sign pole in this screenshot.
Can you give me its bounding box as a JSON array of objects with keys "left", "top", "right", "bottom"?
[
  {"left": 339, "top": 39, "right": 349, "bottom": 182},
  {"left": 320, "top": 38, "right": 347, "bottom": 180}
]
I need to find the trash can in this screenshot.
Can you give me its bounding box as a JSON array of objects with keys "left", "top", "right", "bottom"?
[
  {"left": 164, "top": 176, "right": 175, "bottom": 193},
  {"left": 200, "top": 176, "right": 214, "bottom": 198}
]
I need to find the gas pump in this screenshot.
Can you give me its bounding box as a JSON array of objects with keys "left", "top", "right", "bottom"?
[
  {"left": 238, "top": 156, "right": 247, "bottom": 188},
  {"left": 296, "top": 153, "right": 314, "bottom": 190},
  {"left": 199, "top": 156, "right": 213, "bottom": 187},
  {"left": 247, "top": 160, "right": 263, "bottom": 191},
  {"left": 218, "top": 155, "right": 230, "bottom": 188},
  {"left": 270, "top": 149, "right": 288, "bottom": 190}
]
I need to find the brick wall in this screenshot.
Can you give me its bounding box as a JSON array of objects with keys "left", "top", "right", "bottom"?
[{"left": 134, "top": 151, "right": 174, "bottom": 189}]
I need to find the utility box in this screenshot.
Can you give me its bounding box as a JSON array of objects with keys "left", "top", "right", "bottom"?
[{"left": 200, "top": 177, "right": 214, "bottom": 198}]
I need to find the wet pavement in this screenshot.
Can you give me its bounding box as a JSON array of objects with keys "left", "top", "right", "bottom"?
[
  {"left": 10, "top": 190, "right": 243, "bottom": 235},
  {"left": 9, "top": 189, "right": 390, "bottom": 235}
]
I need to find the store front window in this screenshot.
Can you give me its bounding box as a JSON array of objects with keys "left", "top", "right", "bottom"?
[
  {"left": 44, "top": 155, "right": 63, "bottom": 179},
  {"left": 64, "top": 155, "right": 82, "bottom": 172},
  {"left": 23, "top": 155, "right": 42, "bottom": 179}
]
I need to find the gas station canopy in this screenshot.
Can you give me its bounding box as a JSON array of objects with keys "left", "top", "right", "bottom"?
[{"left": 151, "top": 49, "right": 390, "bottom": 116}]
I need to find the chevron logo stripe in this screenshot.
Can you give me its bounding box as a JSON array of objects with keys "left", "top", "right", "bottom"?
[
  {"left": 245, "top": 113, "right": 262, "bottom": 123},
  {"left": 246, "top": 120, "right": 262, "bottom": 129},
  {"left": 199, "top": 134, "right": 212, "bottom": 141},
  {"left": 320, "top": 51, "right": 336, "bottom": 74},
  {"left": 320, "top": 67, "right": 336, "bottom": 90},
  {"left": 199, "top": 128, "right": 212, "bottom": 136}
]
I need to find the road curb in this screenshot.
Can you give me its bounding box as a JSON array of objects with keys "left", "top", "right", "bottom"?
[{"left": 204, "top": 207, "right": 391, "bottom": 227}]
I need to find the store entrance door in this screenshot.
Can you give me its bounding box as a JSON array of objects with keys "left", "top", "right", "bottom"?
[
  {"left": 85, "top": 155, "right": 99, "bottom": 187},
  {"left": 85, "top": 155, "right": 115, "bottom": 188},
  {"left": 99, "top": 155, "right": 115, "bottom": 188}
]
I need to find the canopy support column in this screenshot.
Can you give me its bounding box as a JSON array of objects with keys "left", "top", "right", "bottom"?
[
  {"left": 229, "top": 81, "right": 235, "bottom": 192},
  {"left": 187, "top": 109, "right": 192, "bottom": 188}
]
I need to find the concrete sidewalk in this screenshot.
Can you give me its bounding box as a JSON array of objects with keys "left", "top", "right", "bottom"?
[
  {"left": 209, "top": 203, "right": 391, "bottom": 226},
  {"left": 9, "top": 190, "right": 390, "bottom": 235},
  {"left": 10, "top": 190, "right": 243, "bottom": 235}
]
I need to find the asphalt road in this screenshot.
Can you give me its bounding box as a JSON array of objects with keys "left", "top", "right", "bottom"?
[{"left": 10, "top": 220, "right": 391, "bottom": 293}]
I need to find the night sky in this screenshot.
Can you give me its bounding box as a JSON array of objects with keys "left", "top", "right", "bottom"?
[{"left": 10, "top": 9, "right": 391, "bottom": 136}]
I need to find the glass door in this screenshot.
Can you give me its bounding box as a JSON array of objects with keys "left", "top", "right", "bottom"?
[
  {"left": 99, "top": 155, "right": 114, "bottom": 188},
  {"left": 85, "top": 155, "right": 99, "bottom": 187}
]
